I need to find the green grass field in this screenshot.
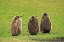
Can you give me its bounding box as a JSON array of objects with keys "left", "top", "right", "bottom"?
[{"left": 0, "top": 0, "right": 64, "bottom": 42}]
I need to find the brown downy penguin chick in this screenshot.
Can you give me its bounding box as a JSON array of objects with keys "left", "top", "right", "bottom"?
[
  {"left": 28, "top": 16, "right": 39, "bottom": 35},
  {"left": 11, "top": 16, "right": 22, "bottom": 36},
  {"left": 40, "top": 13, "right": 52, "bottom": 33}
]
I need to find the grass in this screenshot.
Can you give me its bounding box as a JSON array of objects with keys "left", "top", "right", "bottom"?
[{"left": 0, "top": 0, "right": 64, "bottom": 42}]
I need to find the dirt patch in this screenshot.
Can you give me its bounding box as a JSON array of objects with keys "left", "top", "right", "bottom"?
[
  {"left": 50, "top": 37, "right": 64, "bottom": 42},
  {"left": 29, "top": 37, "right": 64, "bottom": 42}
]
